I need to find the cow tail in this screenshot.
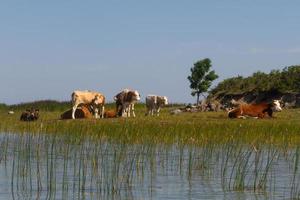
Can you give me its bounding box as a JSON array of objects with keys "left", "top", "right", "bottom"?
[
  {"left": 101, "top": 96, "right": 105, "bottom": 118},
  {"left": 71, "top": 92, "right": 76, "bottom": 104},
  {"left": 102, "top": 95, "right": 106, "bottom": 105}
]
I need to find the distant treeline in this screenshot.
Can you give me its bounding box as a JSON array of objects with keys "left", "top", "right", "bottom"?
[
  {"left": 209, "top": 65, "right": 300, "bottom": 99},
  {"left": 0, "top": 100, "right": 71, "bottom": 112},
  {"left": 0, "top": 100, "right": 184, "bottom": 112}
]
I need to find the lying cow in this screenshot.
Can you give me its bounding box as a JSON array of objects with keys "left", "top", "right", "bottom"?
[
  {"left": 145, "top": 95, "right": 168, "bottom": 116},
  {"left": 61, "top": 105, "right": 93, "bottom": 119},
  {"left": 20, "top": 108, "right": 39, "bottom": 121},
  {"left": 104, "top": 110, "right": 117, "bottom": 118},
  {"left": 71, "top": 90, "right": 105, "bottom": 119},
  {"left": 228, "top": 100, "right": 282, "bottom": 119},
  {"left": 114, "top": 89, "right": 141, "bottom": 117}
]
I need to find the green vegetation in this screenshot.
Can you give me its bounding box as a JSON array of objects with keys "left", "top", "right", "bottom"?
[
  {"left": 188, "top": 58, "right": 219, "bottom": 104},
  {"left": 209, "top": 65, "right": 300, "bottom": 99},
  {"left": 5, "top": 100, "right": 71, "bottom": 112},
  {"left": 1, "top": 104, "right": 300, "bottom": 148}
]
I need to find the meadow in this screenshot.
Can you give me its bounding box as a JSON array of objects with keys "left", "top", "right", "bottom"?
[{"left": 0, "top": 103, "right": 300, "bottom": 147}]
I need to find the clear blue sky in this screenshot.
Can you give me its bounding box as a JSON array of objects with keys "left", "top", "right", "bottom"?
[{"left": 1, "top": 1, "right": 299, "bottom": 104}]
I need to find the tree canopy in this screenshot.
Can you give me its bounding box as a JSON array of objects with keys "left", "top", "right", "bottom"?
[
  {"left": 187, "top": 58, "right": 218, "bottom": 104},
  {"left": 209, "top": 65, "right": 300, "bottom": 99}
]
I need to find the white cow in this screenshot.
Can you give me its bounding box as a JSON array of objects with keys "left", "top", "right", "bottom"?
[
  {"left": 71, "top": 90, "right": 105, "bottom": 119},
  {"left": 145, "top": 95, "right": 168, "bottom": 116},
  {"left": 114, "top": 89, "right": 141, "bottom": 117}
]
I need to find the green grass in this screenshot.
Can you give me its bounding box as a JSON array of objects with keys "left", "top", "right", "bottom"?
[{"left": 1, "top": 104, "right": 300, "bottom": 147}]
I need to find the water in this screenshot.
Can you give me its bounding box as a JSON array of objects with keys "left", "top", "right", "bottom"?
[{"left": 0, "top": 133, "right": 299, "bottom": 199}]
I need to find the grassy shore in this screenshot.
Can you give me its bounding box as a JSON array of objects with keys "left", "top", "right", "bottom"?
[{"left": 0, "top": 104, "right": 300, "bottom": 147}]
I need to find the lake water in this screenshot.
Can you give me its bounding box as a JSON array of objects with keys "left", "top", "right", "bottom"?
[{"left": 0, "top": 132, "right": 299, "bottom": 199}]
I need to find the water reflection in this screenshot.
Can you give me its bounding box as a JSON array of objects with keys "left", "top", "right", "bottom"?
[{"left": 0, "top": 133, "right": 299, "bottom": 199}]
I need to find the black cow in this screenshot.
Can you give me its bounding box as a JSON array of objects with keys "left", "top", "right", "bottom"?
[{"left": 20, "top": 108, "right": 39, "bottom": 121}]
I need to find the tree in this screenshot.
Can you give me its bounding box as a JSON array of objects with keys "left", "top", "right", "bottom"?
[{"left": 187, "top": 58, "right": 218, "bottom": 104}]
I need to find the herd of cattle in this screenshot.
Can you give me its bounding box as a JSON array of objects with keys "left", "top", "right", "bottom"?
[
  {"left": 67, "top": 89, "right": 168, "bottom": 119},
  {"left": 17, "top": 89, "right": 284, "bottom": 121}
]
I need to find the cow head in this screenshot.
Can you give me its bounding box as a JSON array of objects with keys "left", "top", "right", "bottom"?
[
  {"left": 93, "top": 94, "right": 104, "bottom": 105},
  {"left": 133, "top": 90, "right": 141, "bottom": 101},
  {"left": 29, "top": 108, "right": 39, "bottom": 120},
  {"left": 272, "top": 100, "right": 282, "bottom": 112},
  {"left": 162, "top": 96, "right": 168, "bottom": 105}
]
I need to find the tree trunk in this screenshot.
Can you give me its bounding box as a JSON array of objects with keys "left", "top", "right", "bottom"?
[{"left": 197, "top": 93, "right": 200, "bottom": 105}]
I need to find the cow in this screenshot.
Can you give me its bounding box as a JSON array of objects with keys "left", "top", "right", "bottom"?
[
  {"left": 114, "top": 88, "right": 129, "bottom": 117},
  {"left": 114, "top": 89, "right": 141, "bottom": 117},
  {"left": 61, "top": 104, "right": 93, "bottom": 119},
  {"left": 145, "top": 95, "right": 168, "bottom": 116},
  {"left": 228, "top": 100, "right": 282, "bottom": 119},
  {"left": 71, "top": 90, "right": 105, "bottom": 119},
  {"left": 20, "top": 108, "right": 39, "bottom": 121},
  {"left": 104, "top": 110, "right": 117, "bottom": 118}
]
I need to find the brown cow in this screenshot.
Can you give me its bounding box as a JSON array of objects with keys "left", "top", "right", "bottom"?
[
  {"left": 104, "top": 110, "right": 117, "bottom": 118},
  {"left": 228, "top": 100, "right": 282, "bottom": 119},
  {"left": 61, "top": 105, "right": 93, "bottom": 119}
]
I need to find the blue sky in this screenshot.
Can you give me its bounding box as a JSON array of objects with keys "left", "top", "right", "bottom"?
[{"left": 0, "top": 1, "right": 299, "bottom": 104}]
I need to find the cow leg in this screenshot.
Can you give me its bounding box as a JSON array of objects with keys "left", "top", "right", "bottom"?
[
  {"left": 145, "top": 107, "right": 150, "bottom": 116},
  {"left": 101, "top": 105, "right": 105, "bottom": 118},
  {"left": 72, "top": 103, "right": 79, "bottom": 119},
  {"left": 127, "top": 105, "right": 131, "bottom": 117},
  {"left": 131, "top": 104, "right": 136, "bottom": 117},
  {"left": 127, "top": 104, "right": 131, "bottom": 117},
  {"left": 121, "top": 104, "right": 127, "bottom": 117},
  {"left": 237, "top": 115, "right": 246, "bottom": 119},
  {"left": 117, "top": 104, "right": 123, "bottom": 117},
  {"left": 156, "top": 107, "right": 161, "bottom": 116},
  {"left": 151, "top": 104, "right": 156, "bottom": 116},
  {"left": 258, "top": 113, "right": 265, "bottom": 119},
  {"left": 94, "top": 108, "right": 99, "bottom": 118}
]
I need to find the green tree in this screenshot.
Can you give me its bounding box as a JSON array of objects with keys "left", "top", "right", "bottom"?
[{"left": 187, "top": 58, "right": 218, "bottom": 104}]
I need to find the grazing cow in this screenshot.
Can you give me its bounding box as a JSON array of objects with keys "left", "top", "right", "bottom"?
[
  {"left": 228, "top": 100, "right": 282, "bottom": 119},
  {"left": 8, "top": 111, "right": 14, "bottom": 115},
  {"left": 71, "top": 90, "right": 105, "bottom": 119},
  {"left": 61, "top": 105, "right": 93, "bottom": 119},
  {"left": 145, "top": 95, "right": 168, "bottom": 116},
  {"left": 114, "top": 89, "right": 141, "bottom": 117},
  {"left": 20, "top": 108, "right": 39, "bottom": 121}
]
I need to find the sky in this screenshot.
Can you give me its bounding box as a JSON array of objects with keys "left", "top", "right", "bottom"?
[{"left": 0, "top": 1, "right": 300, "bottom": 104}]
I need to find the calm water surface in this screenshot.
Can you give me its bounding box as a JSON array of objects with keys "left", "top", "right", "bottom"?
[{"left": 0, "top": 132, "right": 299, "bottom": 200}]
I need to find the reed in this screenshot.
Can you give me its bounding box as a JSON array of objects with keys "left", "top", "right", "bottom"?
[{"left": 2, "top": 132, "right": 300, "bottom": 199}]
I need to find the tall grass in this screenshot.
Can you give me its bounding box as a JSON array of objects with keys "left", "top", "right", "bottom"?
[{"left": 1, "top": 107, "right": 300, "bottom": 147}]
